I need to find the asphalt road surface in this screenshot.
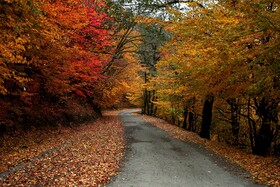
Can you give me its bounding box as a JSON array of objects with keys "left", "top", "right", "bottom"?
[{"left": 108, "top": 109, "right": 262, "bottom": 187}]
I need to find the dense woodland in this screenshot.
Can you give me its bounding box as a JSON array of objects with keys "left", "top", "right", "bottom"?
[
  {"left": 136, "top": 0, "right": 280, "bottom": 156},
  {"left": 0, "top": 0, "right": 279, "bottom": 157},
  {"left": 0, "top": 0, "right": 141, "bottom": 130}
]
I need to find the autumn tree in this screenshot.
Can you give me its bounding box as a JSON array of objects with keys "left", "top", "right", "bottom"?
[
  {"left": 0, "top": 0, "right": 120, "bottom": 130},
  {"left": 139, "top": 0, "right": 279, "bottom": 155},
  {"left": 90, "top": 0, "right": 144, "bottom": 108},
  {"left": 136, "top": 22, "right": 169, "bottom": 115},
  {"left": 0, "top": 0, "right": 72, "bottom": 128}
]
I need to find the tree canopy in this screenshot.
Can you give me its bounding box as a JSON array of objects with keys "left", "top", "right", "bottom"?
[{"left": 0, "top": 0, "right": 279, "bottom": 156}]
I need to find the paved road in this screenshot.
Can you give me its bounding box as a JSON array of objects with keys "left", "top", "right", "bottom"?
[{"left": 108, "top": 109, "right": 262, "bottom": 187}]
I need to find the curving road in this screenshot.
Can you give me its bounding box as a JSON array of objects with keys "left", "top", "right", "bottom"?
[{"left": 108, "top": 109, "right": 262, "bottom": 187}]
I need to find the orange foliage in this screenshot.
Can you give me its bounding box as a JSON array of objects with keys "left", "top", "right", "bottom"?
[{"left": 0, "top": 0, "right": 116, "bottom": 128}]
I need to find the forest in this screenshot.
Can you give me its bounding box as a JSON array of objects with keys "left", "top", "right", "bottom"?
[
  {"left": 0, "top": 0, "right": 279, "bottom": 158},
  {"left": 0, "top": 0, "right": 141, "bottom": 129}
]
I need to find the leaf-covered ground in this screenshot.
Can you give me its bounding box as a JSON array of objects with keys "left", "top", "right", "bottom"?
[
  {"left": 141, "top": 114, "right": 280, "bottom": 187},
  {"left": 0, "top": 110, "right": 124, "bottom": 186}
]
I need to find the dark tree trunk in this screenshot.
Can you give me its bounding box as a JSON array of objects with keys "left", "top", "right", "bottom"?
[
  {"left": 227, "top": 98, "right": 240, "bottom": 145},
  {"left": 146, "top": 91, "right": 149, "bottom": 115},
  {"left": 199, "top": 95, "right": 214, "bottom": 139},
  {"left": 247, "top": 98, "right": 256, "bottom": 152},
  {"left": 150, "top": 91, "right": 154, "bottom": 115},
  {"left": 252, "top": 97, "right": 276, "bottom": 156},
  {"left": 188, "top": 111, "right": 195, "bottom": 132},
  {"left": 182, "top": 104, "right": 188, "bottom": 129},
  {"left": 149, "top": 90, "right": 156, "bottom": 115},
  {"left": 253, "top": 121, "right": 273, "bottom": 156},
  {"left": 147, "top": 91, "right": 151, "bottom": 115},
  {"left": 143, "top": 88, "right": 148, "bottom": 114},
  {"left": 186, "top": 98, "right": 196, "bottom": 132},
  {"left": 171, "top": 113, "right": 176, "bottom": 125},
  {"left": 154, "top": 102, "right": 158, "bottom": 116},
  {"left": 142, "top": 72, "right": 148, "bottom": 114}
]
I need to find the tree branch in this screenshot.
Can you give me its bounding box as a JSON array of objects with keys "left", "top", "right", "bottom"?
[{"left": 153, "top": 0, "right": 205, "bottom": 8}]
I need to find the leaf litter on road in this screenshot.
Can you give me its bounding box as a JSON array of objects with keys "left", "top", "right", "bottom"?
[{"left": 0, "top": 110, "right": 124, "bottom": 186}]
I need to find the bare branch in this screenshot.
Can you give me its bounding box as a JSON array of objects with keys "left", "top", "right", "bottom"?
[{"left": 153, "top": 0, "right": 205, "bottom": 8}]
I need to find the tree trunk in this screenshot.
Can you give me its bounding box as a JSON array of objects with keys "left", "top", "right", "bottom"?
[
  {"left": 253, "top": 121, "right": 273, "bottom": 156},
  {"left": 247, "top": 98, "right": 256, "bottom": 152},
  {"left": 147, "top": 91, "right": 151, "bottom": 115},
  {"left": 182, "top": 104, "right": 188, "bottom": 129},
  {"left": 150, "top": 90, "right": 156, "bottom": 115},
  {"left": 252, "top": 97, "right": 276, "bottom": 156},
  {"left": 199, "top": 95, "right": 214, "bottom": 139},
  {"left": 171, "top": 112, "right": 176, "bottom": 125},
  {"left": 142, "top": 72, "right": 148, "bottom": 114},
  {"left": 143, "top": 88, "right": 148, "bottom": 114},
  {"left": 188, "top": 111, "right": 195, "bottom": 132},
  {"left": 154, "top": 103, "right": 158, "bottom": 116},
  {"left": 150, "top": 91, "right": 154, "bottom": 115},
  {"left": 227, "top": 98, "right": 240, "bottom": 145}
]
